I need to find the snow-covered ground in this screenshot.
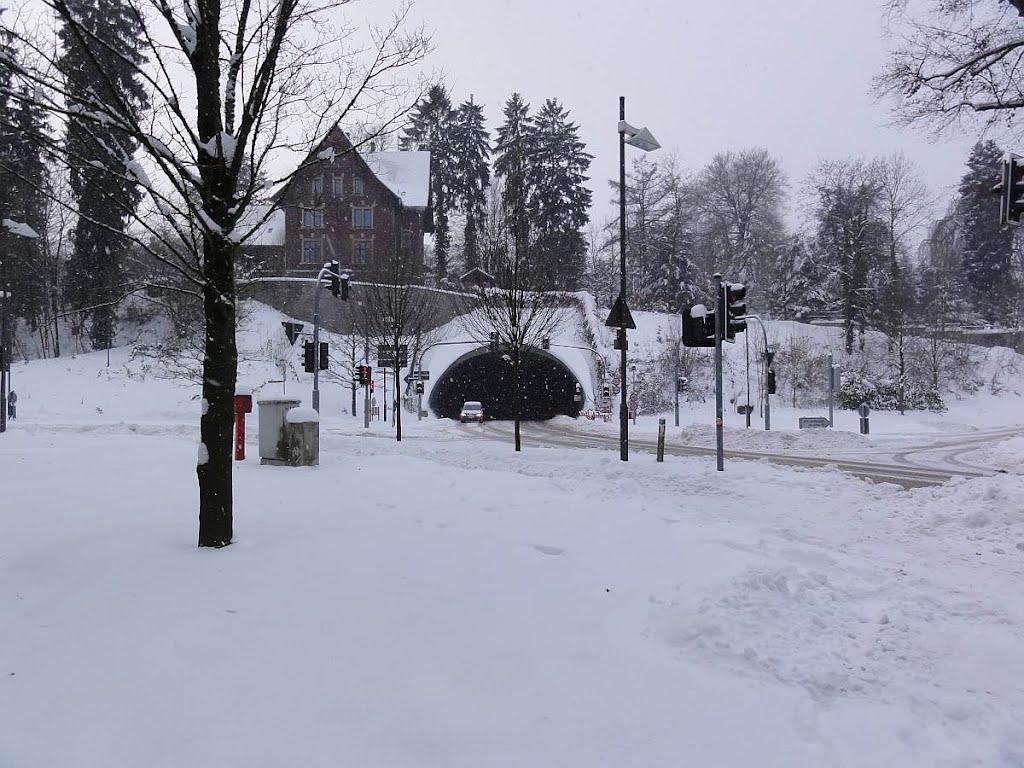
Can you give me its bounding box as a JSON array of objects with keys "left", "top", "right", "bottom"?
[{"left": 4, "top": 303, "right": 1024, "bottom": 766}]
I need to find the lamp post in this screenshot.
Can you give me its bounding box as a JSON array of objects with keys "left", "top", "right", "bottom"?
[
  {"left": 0, "top": 286, "right": 10, "bottom": 435},
  {"left": 611, "top": 96, "right": 660, "bottom": 462}
]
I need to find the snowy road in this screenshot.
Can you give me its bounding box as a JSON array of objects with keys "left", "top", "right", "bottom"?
[{"left": 466, "top": 419, "right": 1008, "bottom": 488}]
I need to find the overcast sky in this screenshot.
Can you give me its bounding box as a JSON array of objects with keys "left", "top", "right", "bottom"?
[{"left": 397, "top": 0, "right": 978, "bottom": 229}]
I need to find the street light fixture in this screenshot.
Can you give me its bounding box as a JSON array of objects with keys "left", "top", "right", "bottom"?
[{"left": 607, "top": 96, "right": 660, "bottom": 462}]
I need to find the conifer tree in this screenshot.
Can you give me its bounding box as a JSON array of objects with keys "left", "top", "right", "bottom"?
[
  {"left": 525, "top": 98, "right": 592, "bottom": 290},
  {"left": 957, "top": 140, "right": 1016, "bottom": 324},
  {"left": 448, "top": 96, "right": 490, "bottom": 272},
  {"left": 58, "top": 0, "right": 149, "bottom": 350},
  {"left": 401, "top": 85, "right": 453, "bottom": 280},
  {"left": 1, "top": 90, "right": 49, "bottom": 323},
  {"left": 0, "top": 21, "right": 49, "bottom": 325},
  {"left": 493, "top": 93, "right": 534, "bottom": 284}
]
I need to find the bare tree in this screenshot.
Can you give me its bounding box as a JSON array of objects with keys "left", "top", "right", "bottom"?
[
  {"left": 455, "top": 234, "right": 564, "bottom": 452},
  {"left": 877, "top": 0, "right": 1024, "bottom": 135},
  {"left": 692, "top": 148, "right": 787, "bottom": 298},
  {"left": 1, "top": 0, "right": 429, "bottom": 546},
  {"left": 359, "top": 249, "right": 445, "bottom": 442}
]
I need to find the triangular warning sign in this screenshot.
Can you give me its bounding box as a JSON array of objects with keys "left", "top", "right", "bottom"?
[{"left": 604, "top": 296, "right": 636, "bottom": 329}]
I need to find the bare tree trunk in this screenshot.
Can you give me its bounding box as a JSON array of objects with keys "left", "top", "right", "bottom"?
[
  {"left": 513, "top": 350, "right": 522, "bottom": 451},
  {"left": 196, "top": 236, "right": 237, "bottom": 548}
]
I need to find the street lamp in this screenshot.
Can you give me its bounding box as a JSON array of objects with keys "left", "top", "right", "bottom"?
[
  {"left": 0, "top": 287, "right": 10, "bottom": 435},
  {"left": 607, "top": 96, "right": 660, "bottom": 461}
]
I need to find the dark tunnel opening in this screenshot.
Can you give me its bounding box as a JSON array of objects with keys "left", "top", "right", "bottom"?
[{"left": 429, "top": 349, "right": 585, "bottom": 421}]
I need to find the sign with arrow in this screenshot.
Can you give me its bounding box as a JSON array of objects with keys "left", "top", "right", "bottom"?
[{"left": 403, "top": 370, "right": 430, "bottom": 383}]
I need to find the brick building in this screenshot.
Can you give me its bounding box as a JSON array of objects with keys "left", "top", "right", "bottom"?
[{"left": 242, "top": 125, "right": 431, "bottom": 280}]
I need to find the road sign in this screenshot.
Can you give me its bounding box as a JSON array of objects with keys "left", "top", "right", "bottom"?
[
  {"left": 403, "top": 370, "right": 431, "bottom": 383},
  {"left": 281, "top": 321, "right": 304, "bottom": 345},
  {"left": 857, "top": 403, "right": 871, "bottom": 418}
]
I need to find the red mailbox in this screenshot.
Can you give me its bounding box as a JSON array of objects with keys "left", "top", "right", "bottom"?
[{"left": 234, "top": 390, "right": 253, "bottom": 460}]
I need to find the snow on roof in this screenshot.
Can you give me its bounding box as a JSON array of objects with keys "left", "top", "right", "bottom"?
[
  {"left": 363, "top": 151, "right": 430, "bottom": 208},
  {"left": 232, "top": 204, "right": 285, "bottom": 247}
]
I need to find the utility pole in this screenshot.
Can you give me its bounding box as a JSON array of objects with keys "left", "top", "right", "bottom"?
[{"left": 714, "top": 272, "right": 724, "bottom": 471}]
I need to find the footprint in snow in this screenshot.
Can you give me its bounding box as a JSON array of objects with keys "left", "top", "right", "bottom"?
[{"left": 533, "top": 544, "right": 564, "bottom": 556}]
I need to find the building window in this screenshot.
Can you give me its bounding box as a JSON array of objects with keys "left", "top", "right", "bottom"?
[
  {"left": 332, "top": 175, "right": 343, "bottom": 195},
  {"left": 301, "top": 238, "right": 323, "bottom": 264},
  {"left": 311, "top": 177, "right": 322, "bottom": 196},
  {"left": 352, "top": 175, "right": 364, "bottom": 195},
  {"left": 353, "top": 207, "right": 373, "bottom": 229},
  {"left": 302, "top": 208, "right": 323, "bottom": 228},
  {"left": 353, "top": 239, "right": 371, "bottom": 264}
]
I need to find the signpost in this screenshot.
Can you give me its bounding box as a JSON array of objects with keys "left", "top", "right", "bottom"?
[{"left": 377, "top": 344, "right": 408, "bottom": 368}]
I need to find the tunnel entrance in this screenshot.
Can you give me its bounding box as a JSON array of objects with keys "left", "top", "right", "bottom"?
[{"left": 429, "top": 348, "right": 584, "bottom": 421}]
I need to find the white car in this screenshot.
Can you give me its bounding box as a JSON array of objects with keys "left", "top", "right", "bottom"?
[{"left": 459, "top": 401, "right": 485, "bottom": 423}]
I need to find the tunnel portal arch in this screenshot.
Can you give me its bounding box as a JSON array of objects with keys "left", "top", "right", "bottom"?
[{"left": 429, "top": 347, "right": 585, "bottom": 421}]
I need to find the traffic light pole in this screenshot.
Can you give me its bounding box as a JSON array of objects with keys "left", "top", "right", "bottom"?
[
  {"left": 742, "top": 314, "right": 771, "bottom": 432},
  {"left": 714, "top": 273, "right": 724, "bottom": 471},
  {"left": 364, "top": 337, "right": 371, "bottom": 429},
  {"left": 311, "top": 264, "right": 328, "bottom": 413}
]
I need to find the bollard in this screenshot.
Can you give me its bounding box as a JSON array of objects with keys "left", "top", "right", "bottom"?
[{"left": 656, "top": 417, "right": 666, "bottom": 462}]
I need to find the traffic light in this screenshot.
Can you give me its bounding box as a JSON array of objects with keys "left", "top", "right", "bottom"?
[
  {"left": 355, "top": 364, "right": 371, "bottom": 385},
  {"left": 352, "top": 365, "right": 362, "bottom": 383},
  {"left": 489, "top": 332, "right": 498, "bottom": 352},
  {"left": 723, "top": 282, "right": 747, "bottom": 341},
  {"left": 541, "top": 336, "right": 550, "bottom": 350},
  {"left": 302, "top": 339, "right": 315, "bottom": 373},
  {"left": 996, "top": 153, "right": 1024, "bottom": 225},
  {"left": 677, "top": 376, "right": 688, "bottom": 393},
  {"left": 319, "top": 341, "right": 328, "bottom": 370},
  {"left": 767, "top": 369, "right": 777, "bottom": 395},
  {"left": 415, "top": 381, "right": 424, "bottom": 395},
  {"left": 602, "top": 384, "right": 611, "bottom": 399},
  {"left": 681, "top": 304, "right": 715, "bottom": 348},
  {"left": 328, "top": 260, "right": 340, "bottom": 297}
]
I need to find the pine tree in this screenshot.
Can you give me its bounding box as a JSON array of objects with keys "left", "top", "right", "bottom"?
[
  {"left": 957, "top": 141, "right": 1016, "bottom": 324},
  {"left": 810, "top": 159, "right": 887, "bottom": 354},
  {"left": 58, "top": 0, "right": 148, "bottom": 349},
  {"left": 448, "top": 96, "right": 490, "bottom": 272},
  {"left": 0, "top": 22, "right": 49, "bottom": 325},
  {"left": 493, "top": 93, "right": 534, "bottom": 286},
  {"left": 525, "top": 98, "right": 592, "bottom": 290},
  {"left": 401, "top": 85, "right": 453, "bottom": 281},
  {"left": 1, "top": 91, "right": 49, "bottom": 324}
]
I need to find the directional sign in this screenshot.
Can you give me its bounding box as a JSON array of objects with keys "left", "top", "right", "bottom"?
[{"left": 403, "top": 370, "right": 430, "bottom": 383}]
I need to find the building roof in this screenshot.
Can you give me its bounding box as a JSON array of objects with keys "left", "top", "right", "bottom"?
[
  {"left": 363, "top": 151, "right": 431, "bottom": 209},
  {"left": 232, "top": 204, "right": 285, "bottom": 247}
]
